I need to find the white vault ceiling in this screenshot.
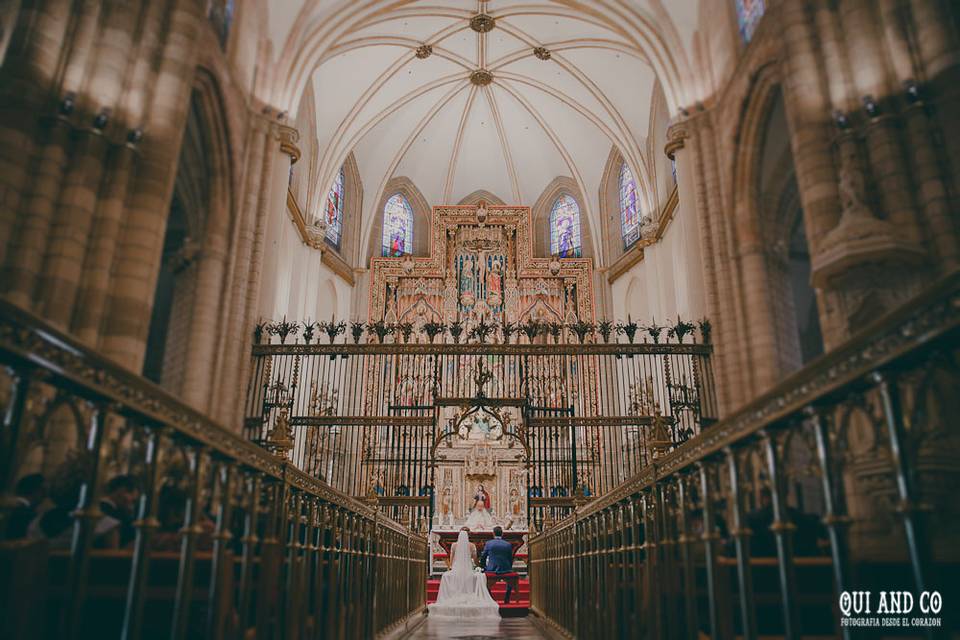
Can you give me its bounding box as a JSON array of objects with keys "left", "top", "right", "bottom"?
[{"left": 264, "top": 1, "right": 705, "bottom": 265}]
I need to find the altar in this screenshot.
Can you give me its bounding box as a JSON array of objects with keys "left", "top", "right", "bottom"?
[{"left": 432, "top": 529, "right": 527, "bottom": 566}]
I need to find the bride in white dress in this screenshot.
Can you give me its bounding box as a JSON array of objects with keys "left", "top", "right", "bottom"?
[{"left": 428, "top": 528, "right": 500, "bottom": 619}]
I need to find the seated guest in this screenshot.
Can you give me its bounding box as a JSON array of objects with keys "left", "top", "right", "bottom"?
[
  {"left": 746, "top": 488, "right": 825, "bottom": 557},
  {"left": 4, "top": 473, "right": 45, "bottom": 540},
  {"left": 30, "top": 471, "right": 82, "bottom": 549},
  {"left": 480, "top": 525, "right": 516, "bottom": 601},
  {"left": 97, "top": 474, "right": 139, "bottom": 548},
  {"left": 152, "top": 484, "right": 215, "bottom": 551},
  {"left": 153, "top": 484, "right": 187, "bottom": 551}
]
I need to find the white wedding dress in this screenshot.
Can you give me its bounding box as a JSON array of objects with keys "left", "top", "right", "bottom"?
[{"left": 428, "top": 530, "right": 500, "bottom": 619}]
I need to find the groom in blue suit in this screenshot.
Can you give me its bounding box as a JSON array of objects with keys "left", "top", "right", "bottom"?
[{"left": 480, "top": 526, "right": 515, "bottom": 602}]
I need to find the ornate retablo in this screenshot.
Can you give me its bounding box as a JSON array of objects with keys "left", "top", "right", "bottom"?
[{"left": 368, "top": 204, "right": 595, "bottom": 330}]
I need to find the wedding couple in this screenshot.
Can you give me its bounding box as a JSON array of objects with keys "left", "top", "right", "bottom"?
[{"left": 428, "top": 525, "right": 514, "bottom": 619}]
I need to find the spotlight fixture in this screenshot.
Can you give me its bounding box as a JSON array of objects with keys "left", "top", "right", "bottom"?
[
  {"left": 832, "top": 109, "right": 850, "bottom": 130},
  {"left": 127, "top": 128, "right": 144, "bottom": 145},
  {"left": 904, "top": 80, "right": 921, "bottom": 104},
  {"left": 93, "top": 109, "right": 111, "bottom": 130},
  {"left": 862, "top": 94, "right": 880, "bottom": 117},
  {"left": 59, "top": 92, "right": 76, "bottom": 115}
]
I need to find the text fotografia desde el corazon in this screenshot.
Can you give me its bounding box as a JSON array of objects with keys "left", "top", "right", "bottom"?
[{"left": 839, "top": 590, "right": 943, "bottom": 628}]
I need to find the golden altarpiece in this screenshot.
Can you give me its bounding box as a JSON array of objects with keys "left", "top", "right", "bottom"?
[{"left": 366, "top": 204, "right": 594, "bottom": 545}]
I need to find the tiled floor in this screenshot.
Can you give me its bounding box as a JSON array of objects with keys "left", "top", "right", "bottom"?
[{"left": 407, "top": 615, "right": 549, "bottom": 639}]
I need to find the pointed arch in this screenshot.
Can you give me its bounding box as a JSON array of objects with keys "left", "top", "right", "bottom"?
[
  {"left": 457, "top": 190, "right": 506, "bottom": 206},
  {"left": 369, "top": 176, "right": 430, "bottom": 262},
  {"left": 531, "top": 177, "right": 594, "bottom": 259},
  {"left": 381, "top": 193, "right": 414, "bottom": 257}
]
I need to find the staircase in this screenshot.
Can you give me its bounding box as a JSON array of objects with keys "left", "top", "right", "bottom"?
[{"left": 426, "top": 578, "right": 530, "bottom": 617}]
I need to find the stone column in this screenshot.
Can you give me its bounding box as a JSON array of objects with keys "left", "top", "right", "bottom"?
[
  {"left": 680, "top": 115, "right": 744, "bottom": 413},
  {"left": 0, "top": 0, "right": 73, "bottom": 267},
  {"left": 99, "top": 0, "right": 203, "bottom": 367},
  {"left": 72, "top": 142, "right": 137, "bottom": 343},
  {"left": 664, "top": 121, "right": 706, "bottom": 322},
  {"left": 209, "top": 114, "right": 273, "bottom": 427},
  {"left": 910, "top": 0, "right": 960, "bottom": 196},
  {"left": 228, "top": 122, "right": 295, "bottom": 428}
]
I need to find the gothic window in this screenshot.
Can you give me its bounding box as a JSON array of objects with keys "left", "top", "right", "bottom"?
[
  {"left": 736, "top": 0, "right": 765, "bottom": 43},
  {"left": 549, "top": 194, "right": 582, "bottom": 258},
  {"left": 382, "top": 193, "right": 414, "bottom": 257},
  {"left": 207, "top": 0, "right": 235, "bottom": 49},
  {"left": 619, "top": 163, "right": 641, "bottom": 248},
  {"left": 324, "top": 167, "right": 345, "bottom": 249}
]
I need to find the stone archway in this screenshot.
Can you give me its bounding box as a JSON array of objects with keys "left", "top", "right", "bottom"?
[{"left": 143, "top": 70, "right": 234, "bottom": 412}]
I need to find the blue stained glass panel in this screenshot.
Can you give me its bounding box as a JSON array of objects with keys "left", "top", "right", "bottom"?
[
  {"left": 619, "top": 164, "right": 641, "bottom": 249},
  {"left": 549, "top": 194, "right": 582, "bottom": 258},
  {"left": 382, "top": 193, "right": 414, "bottom": 257},
  {"left": 736, "top": 0, "right": 765, "bottom": 43},
  {"left": 324, "top": 168, "right": 344, "bottom": 249}
]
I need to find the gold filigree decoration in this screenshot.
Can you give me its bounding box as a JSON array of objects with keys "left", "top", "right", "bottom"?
[
  {"left": 533, "top": 47, "right": 551, "bottom": 61},
  {"left": 415, "top": 44, "right": 433, "bottom": 59},
  {"left": 470, "top": 69, "right": 493, "bottom": 86},
  {"left": 470, "top": 13, "right": 495, "bottom": 33}
]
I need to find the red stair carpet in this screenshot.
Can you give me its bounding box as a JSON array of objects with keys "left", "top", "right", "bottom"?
[{"left": 426, "top": 578, "right": 530, "bottom": 618}]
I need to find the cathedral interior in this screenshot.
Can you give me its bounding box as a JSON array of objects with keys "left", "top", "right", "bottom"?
[{"left": 0, "top": 1, "right": 959, "bottom": 638}]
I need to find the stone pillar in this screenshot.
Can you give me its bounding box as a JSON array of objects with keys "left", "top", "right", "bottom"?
[
  {"left": 72, "top": 142, "right": 137, "bottom": 343},
  {"left": 0, "top": 0, "right": 73, "bottom": 267},
  {"left": 679, "top": 115, "right": 744, "bottom": 413},
  {"left": 231, "top": 122, "right": 296, "bottom": 426},
  {"left": 99, "top": 0, "right": 203, "bottom": 367},
  {"left": 910, "top": 0, "right": 960, "bottom": 197},
  {"left": 665, "top": 122, "right": 705, "bottom": 322}
]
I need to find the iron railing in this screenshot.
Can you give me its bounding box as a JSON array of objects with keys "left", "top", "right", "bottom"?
[
  {"left": 245, "top": 334, "right": 717, "bottom": 533},
  {"left": 0, "top": 300, "right": 427, "bottom": 640},
  {"left": 528, "top": 272, "right": 960, "bottom": 639}
]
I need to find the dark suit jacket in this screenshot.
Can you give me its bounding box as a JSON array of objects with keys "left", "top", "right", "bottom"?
[
  {"left": 100, "top": 498, "right": 135, "bottom": 547},
  {"left": 4, "top": 501, "right": 36, "bottom": 539},
  {"left": 480, "top": 537, "right": 514, "bottom": 573}
]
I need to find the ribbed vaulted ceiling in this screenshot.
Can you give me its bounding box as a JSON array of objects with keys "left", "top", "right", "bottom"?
[{"left": 264, "top": 1, "right": 704, "bottom": 265}]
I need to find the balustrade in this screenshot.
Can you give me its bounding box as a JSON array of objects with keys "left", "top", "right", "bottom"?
[
  {"left": 529, "top": 273, "right": 960, "bottom": 639},
  {"left": 245, "top": 322, "right": 717, "bottom": 533},
  {"left": 0, "top": 300, "right": 427, "bottom": 639}
]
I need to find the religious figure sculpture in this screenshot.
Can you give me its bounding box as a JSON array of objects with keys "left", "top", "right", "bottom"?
[
  {"left": 439, "top": 486, "right": 454, "bottom": 527},
  {"left": 486, "top": 260, "right": 503, "bottom": 307},
  {"left": 509, "top": 487, "right": 522, "bottom": 517},
  {"left": 459, "top": 258, "right": 476, "bottom": 307},
  {"left": 464, "top": 483, "right": 494, "bottom": 530}
]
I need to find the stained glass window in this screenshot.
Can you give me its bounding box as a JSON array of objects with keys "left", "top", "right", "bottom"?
[
  {"left": 382, "top": 193, "right": 414, "bottom": 257},
  {"left": 619, "top": 163, "right": 641, "bottom": 248},
  {"left": 323, "top": 168, "right": 344, "bottom": 249},
  {"left": 736, "top": 0, "right": 765, "bottom": 43},
  {"left": 208, "top": 0, "right": 235, "bottom": 49},
  {"left": 549, "top": 194, "right": 582, "bottom": 258}
]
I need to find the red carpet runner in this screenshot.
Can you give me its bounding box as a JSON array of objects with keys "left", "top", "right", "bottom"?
[{"left": 426, "top": 578, "right": 530, "bottom": 618}]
